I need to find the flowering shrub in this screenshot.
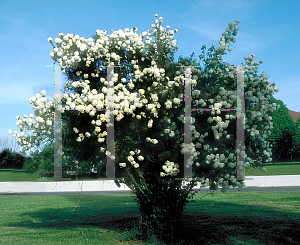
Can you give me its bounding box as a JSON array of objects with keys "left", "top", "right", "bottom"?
[{"left": 8, "top": 14, "right": 279, "bottom": 243}]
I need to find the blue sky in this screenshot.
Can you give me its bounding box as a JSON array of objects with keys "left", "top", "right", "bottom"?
[{"left": 1, "top": 0, "right": 299, "bottom": 157}]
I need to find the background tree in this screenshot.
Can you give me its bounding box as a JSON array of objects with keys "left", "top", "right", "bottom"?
[
  {"left": 260, "top": 96, "right": 300, "bottom": 162},
  {"left": 0, "top": 134, "right": 33, "bottom": 169},
  {"left": 0, "top": 148, "right": 26, "bottom": 169},
  {"left": 296, "top": 117, "right": 300, "bottom": 130},
  {"left": 294, "top": 117, "right": 300, "bottom": 159}
]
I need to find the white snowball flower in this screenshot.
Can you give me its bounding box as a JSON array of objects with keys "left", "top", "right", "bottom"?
[
  {"left": 137, "top": 156, "right": 144, "bottom": 161},
  {"left": 46, "top": 120, "right": 52, "bottom": 126}
]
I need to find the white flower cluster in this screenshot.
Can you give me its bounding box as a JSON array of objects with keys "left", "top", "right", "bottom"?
[
  {"left": 160, "top": 160, "right": 180, "bottom": 177},
  {"left": 118, "top": 149, "right": 144, "bottom": 169},
  {"left": 8, "top": 91, "right": 55, "bottom": 154}
]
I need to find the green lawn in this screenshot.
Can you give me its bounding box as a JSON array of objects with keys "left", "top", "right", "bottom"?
[
  {"left": 0, "top": 168, "right": 108, "bottom": 182},
  {"left": 0, "top": 161, "right": 300, "bottom": 182},
  {"left": 244, "top": 161, "right": 300, "bottom": 176},
  {"left": 0, "top": 191, "right": 299, "bottom": 244}
]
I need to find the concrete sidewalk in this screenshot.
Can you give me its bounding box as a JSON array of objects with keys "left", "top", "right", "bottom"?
[{"left": 0, "top": 175, "right": 299, "bottom": 193}]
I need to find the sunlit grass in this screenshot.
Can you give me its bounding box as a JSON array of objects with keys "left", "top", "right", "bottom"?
[
  {"left": 244, "top": 161, "right": 300, "bottom": 176},
  {"left": 0, "top": 167, "right": 108, "bottom": 182}
]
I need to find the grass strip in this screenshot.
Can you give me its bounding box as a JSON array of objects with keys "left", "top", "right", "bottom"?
[{"left": 0, "top": 191, "right": 299, "bottom": 244}]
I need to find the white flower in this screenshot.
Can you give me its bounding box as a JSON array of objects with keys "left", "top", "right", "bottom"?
[
  {"left": 137, "top": 156, "right": 144, "bottom": 161},
  {"left": 46, "top": 120, "right": 52, "bottom": 126}
]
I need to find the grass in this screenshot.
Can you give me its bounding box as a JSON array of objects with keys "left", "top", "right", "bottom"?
[
  {"left": 0, "top": 190, "right": 299, "bottom": 244},
  {"left": 244, "top": 161, "right": 300, "bottom": 176},
  {"left": 0, "top": 160, "right": 300, "bottom": 182},
  {"left": 0, "top": 168, "right": 108, "bottom": 182},
  {"left": 1, "top": 137, "right": 300, "bottom": 244}
]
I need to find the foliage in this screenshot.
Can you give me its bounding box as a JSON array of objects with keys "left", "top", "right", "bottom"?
[
  {"left": 24, "top": 112, "right": 108, "bottom": 177},
  {"left": 296, "top": 117, "right": 300, "bottom": 130},
  {"left": 28, "top": 138, "right": 107, "bottom": 178},
  {"left": 295, "top": 117, "right": 300, "bottom": 157},
  {"left": 22, "top": 155, "right": 39, "bottom": 174}
]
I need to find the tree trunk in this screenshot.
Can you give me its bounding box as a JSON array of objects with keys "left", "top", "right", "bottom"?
[
  {"left": 121, "top": 168, "right": 199, "bottom": 244},
  {"left": 134, "top": 183, "right": 189, "bottom": 243},
  {"left": 272, "top": 145, "right": 275, "bottom": 164}
]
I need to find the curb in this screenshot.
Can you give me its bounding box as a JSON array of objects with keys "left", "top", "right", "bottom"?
[{"left": 0, "top": 175, "right": 300, "bottom": 193}]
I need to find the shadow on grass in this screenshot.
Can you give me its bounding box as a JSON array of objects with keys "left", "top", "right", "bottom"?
[{"left": 2, "top": 193, "right": 300, "bottom": 245}]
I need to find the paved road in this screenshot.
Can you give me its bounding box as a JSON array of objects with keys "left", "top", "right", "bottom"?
[{"left": 1, "top": 186, "right": 299, "bottom": 197}]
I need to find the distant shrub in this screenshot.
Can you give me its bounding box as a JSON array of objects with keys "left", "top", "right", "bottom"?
[
  {"left": 23, "top": 156, "right": 39, "bottom": 174},
  {"left": 33, "top": 144, "right": 55, "bottom": 175},
  {"left": 0, "top": 149, "right": 12, "bottom": 167},
  {"left": 0, "top": 148, "right": 26, "bottom": 169}
]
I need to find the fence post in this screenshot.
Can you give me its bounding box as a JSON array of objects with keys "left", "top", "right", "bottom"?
[
  {"left": 45, "top": 64, "right": 70, "bottom": 180},
  {"left": 236, "top": 66, "right": 245, "bottom": 181}
]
